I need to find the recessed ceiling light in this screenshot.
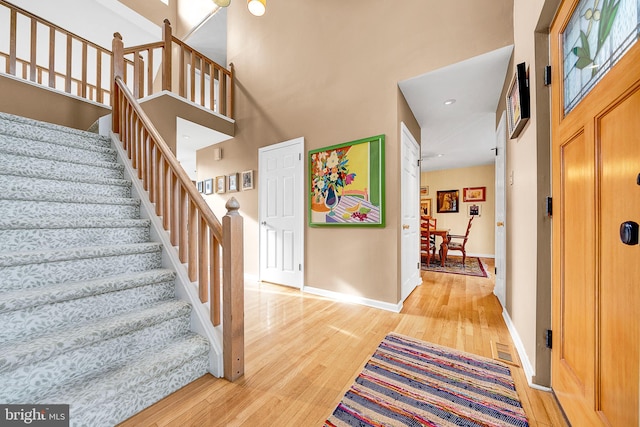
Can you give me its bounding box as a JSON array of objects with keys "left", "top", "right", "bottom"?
[
  {"left": 183, "top": 134, "right": 190, "bottom": 139},
  {"left": 437, "top": 154, "right": 444, "bottom": 157},
  {"left": 443, "top": 99, "right": 456, "bottom": 105}
]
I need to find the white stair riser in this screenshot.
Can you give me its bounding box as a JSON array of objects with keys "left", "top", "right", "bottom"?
[
  {"left": 0, "top": 225, "right": 148, "bottom": 252},
  {"left": 0, "top": 281, "right": 175, "bottom": 344},
  {"left": 0, "top": 153, "right": 124, "bottom": 180},
  {"left": 0, "top": 251, "right": 162, "bottom": 291},
  {"left": 0, "top": 199, "right": 139, "bottom": 220},
  {"left": 0, "top": 175, "right": 131, "bottom": 199},
  {"left": 0, "top": 136, "right": 116, "bottom": 164},
  {"left": 0, "top": 315, "right": 191, "bottom": 403}
]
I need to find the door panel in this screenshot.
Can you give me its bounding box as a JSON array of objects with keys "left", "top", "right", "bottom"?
[
  {"left": 598, "top": 88, "right": 640, "bottom": 427},
  {"left": 551, "top": 1, "right": 640, "bottom": 424}
]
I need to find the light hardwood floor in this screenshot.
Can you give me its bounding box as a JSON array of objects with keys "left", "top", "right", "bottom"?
[{"left": 119, "top": 259, "right": 568, "bottom": 426}]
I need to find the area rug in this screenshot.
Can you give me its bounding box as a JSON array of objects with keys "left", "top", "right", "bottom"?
[
  {"left": 325, "top": 333, "right": 529, "bottom": 427},
  {"left": 421, "top": 256, "right": 488, "bottom": 278}
]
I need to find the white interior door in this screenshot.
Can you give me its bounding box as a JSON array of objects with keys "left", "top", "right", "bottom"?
[
  {"left": 494, "top": 112, "right": 506, "bottom": 307},
  {"left": 400, "top": 123, "right": 422, "bottom": 301},
  {"left": 258, "top": 137, "right": 304, "bottom": 288}
]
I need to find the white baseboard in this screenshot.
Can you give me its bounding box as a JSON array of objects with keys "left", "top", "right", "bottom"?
[
  {"left": 468, "top": 253, "right": 495, "bottom": 259},
  {"left": 303, "top": 286, "right": 403, "bottom": 313},
  {"left": 502, "top": 309, "right": 535, "bottom": 384}
]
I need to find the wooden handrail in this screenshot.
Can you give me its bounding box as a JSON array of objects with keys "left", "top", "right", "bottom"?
[{"left": 112, "top": 45, "right": 243, "bottom": 379}]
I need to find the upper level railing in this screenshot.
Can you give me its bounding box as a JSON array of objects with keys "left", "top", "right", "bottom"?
[
  {"left": 0, "top": 0, "right": 116, "bottom": 104},
  {"left": 0, "top": 1, "right": 234, "bottom": 120},
  {"left": 122, "top": 19, "right": 234, "bottom": 118}
]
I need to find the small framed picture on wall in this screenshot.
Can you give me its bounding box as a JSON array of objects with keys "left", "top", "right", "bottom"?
[
  {"left": 215, "top": 176, "right": 226, "bottom": 194},
  {"left": 227, "top": 173, "right": 239, "bottom": 192},
  {"left": 241, "top": 170, "right": 254, "bottom": 190},
  {"left": 204, "top": 178, "right": 213, "bottom": 195}
]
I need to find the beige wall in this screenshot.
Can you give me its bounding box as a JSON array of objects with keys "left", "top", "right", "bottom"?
[
  {"left": 117, "top": 0, "right": 176, "bottom": 29},
  {"left": 0, "top": 75, "right": 110, "bottom": 130},
  {"left": 504, "top": 0, "right": 560, "bottom": 387},
  {"left": 421, "top": 164, "right": 496, "bottom": 257},
  {"left": 197, "top": 1, "right": 513, "bottom": 304}
]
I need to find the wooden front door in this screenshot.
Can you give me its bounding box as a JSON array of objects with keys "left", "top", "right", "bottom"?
[{"left": 551, "top": 1, "right": 640, "bottom": 425}]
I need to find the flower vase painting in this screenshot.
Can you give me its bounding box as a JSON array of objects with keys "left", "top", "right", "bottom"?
[{"left": 309, "top": 135, "right": 385, "bottom": 227}]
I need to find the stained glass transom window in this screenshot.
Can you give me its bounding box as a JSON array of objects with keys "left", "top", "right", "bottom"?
[{"left": 563, "top": 0, "right": 640, "bottom": 114}]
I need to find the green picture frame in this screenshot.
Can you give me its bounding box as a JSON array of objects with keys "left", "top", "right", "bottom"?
[{"left": 309, "top": 134, "right": 385, "bottom": 227}]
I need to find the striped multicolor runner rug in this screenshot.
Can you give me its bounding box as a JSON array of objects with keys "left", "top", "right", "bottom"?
[{"left": 325, "top": 333, "right": 529, "bottom": 427}]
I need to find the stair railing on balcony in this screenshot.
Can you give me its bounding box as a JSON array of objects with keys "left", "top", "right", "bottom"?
[
  {"left": 1, "top": 2, "right": 234, "bottom": 121},
  {"left": 122, "top": 19, "right": 234, "bottom": 118},
  {"left": 0, "top": 0, "right": 118, "bottom": 104},
  {"left": 112, "top": 33, "right": 244, "bottom": 381}
]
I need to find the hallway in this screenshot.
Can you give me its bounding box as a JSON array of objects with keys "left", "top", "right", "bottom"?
[{"left": 119, "top": 259, "right": 567, "bottom": 426}]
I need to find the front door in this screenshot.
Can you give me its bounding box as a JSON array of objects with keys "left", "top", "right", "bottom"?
[
  {"left": 551, "top": 1, "right": 640, "bottom": 425},
  {"left": 258, "top": 137, "right": 304, "bottom": 288},
  {"left": 400, "top": 123, "right": 421, "bottom": 301}
]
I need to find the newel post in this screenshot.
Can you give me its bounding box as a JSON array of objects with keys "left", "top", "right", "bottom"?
[
  {"left": 222, "top": 197, "right": 244, "bottom": 381},
  {"left": 162, "top": 19, "right": 172, "bottom": 92},
  {"left": 111, "top": 32, "right": 125, "bottom": 134}
]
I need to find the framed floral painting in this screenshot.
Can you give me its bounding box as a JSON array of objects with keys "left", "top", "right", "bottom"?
[{"left": 309, "top": 135, "right": 385, "bottom": 227}]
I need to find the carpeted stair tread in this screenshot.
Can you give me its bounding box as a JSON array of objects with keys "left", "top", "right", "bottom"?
[
  {"left": 0, "top": 174, "right": 131, "bottom": 199},
  {"left": 0, "top": 299, "right": 192, "bottom": 374},
  {"left": 0, "top": 111, "right": 111, "bottom": 148},
  {"left": 0, "top": 280, "right": 176, "bottom": 345},
  {"left": 56, "top": 334, "right": 208, "bottom": 427},
  {"left": 0, "top": 268, "right": 175, "bottom": 314},
  {"left": 0, "top": 166, "right": 130, "bottom": 189},
  {"left": 0, "top": 218, "right": 151, "bottom": 252},
  {"left": 0, "top": 146, "right": 123, "bottom": 172},
  {"left": 0, "top": 315, "right": 191, "bottom": 404},
  {"left": 0, "top": 217, "right": 148, "bottom": 231},
  {"left": 0, "top": 242, "right": 161, "bottom": 268},
  {"left": 0, "top": 189, "right": 139, "bottom": 206},
  {"left": 0, "top": 132, "right": 117, "bottom": 158}
]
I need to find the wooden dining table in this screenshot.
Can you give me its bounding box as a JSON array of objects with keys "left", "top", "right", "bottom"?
[{"left": 430, "top": 229, "right": 450, "bottom": 266}]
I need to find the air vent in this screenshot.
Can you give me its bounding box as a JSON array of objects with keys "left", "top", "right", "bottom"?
[{"left": 491, "top": 341, "right": 519, "bottom": 366}]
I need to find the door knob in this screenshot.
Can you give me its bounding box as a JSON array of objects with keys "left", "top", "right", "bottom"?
[
  {"left": 261, "top": 221, "right": 267, "bottom": 226},
  {"left": 402, "top": 224, "right": 410, "bottom": 229},
  {"left": 497, "top": 222, "right": 504, "bottom": 227},
  {"left": 620, "top": 221, "right": 639, "bottom": 245}
]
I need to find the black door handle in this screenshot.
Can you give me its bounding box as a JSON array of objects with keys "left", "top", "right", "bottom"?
[{"left": 620, "top": 221, "right": 639, "bottom": 245}]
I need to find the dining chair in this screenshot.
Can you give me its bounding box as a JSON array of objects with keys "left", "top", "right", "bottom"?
[
  {"left": 420, "top": 216, "right": 437, "bottom": 265},
  {"left": 447, "top": 216, "right": 474, "bottom": 264}
]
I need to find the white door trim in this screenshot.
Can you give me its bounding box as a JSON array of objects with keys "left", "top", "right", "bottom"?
[
  {"left": 494, "top": 112, "right": 507, "bottom": 307},
  {"left": 258, "top": 137, "right": 305, "bottom": 289},
  {"left": 400, "top": 122, "right": 422, "bottom": 302}
]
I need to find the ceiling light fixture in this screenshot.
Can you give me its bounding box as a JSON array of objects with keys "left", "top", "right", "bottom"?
[
  {"left": 248, "top": 0, "right": 266, "bottom": 16},
  {"left": 213, "top": 0, "right": 231, "bottom": 7},
  {"left": 443, "top": 99, "right": 456, "bottom": 105}
]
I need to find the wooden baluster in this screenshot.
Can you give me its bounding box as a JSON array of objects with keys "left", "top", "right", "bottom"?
[
  {"left": 147, "top": 48, "right": 153, "bottom": 96},
  {"left": 179, "top": 184, "right": 188, "bottom": 263},
  {"left": 188, "top": 199, "right": 198, "bottom": 282},
  {"left": 199, "top": 214, "right": 209, "bottom": 302},
  {"left": 9, "top": 9, "right": 16, "bottom": 75},
  {"left": 81, "top": 42, "right": 87, "bottom": 97},
  {"left": 219, "top": 66, "right": 227, "bottom": 116},
  {"left": 229, "top": 63, "right": 234, "bottom": 119},
  {"left": 96, "top": 50, "right": 102, "bottom": 103},
  {"left": 133, "top": 50, "right": 141, "bottom": 98},
  {"left": 200, "top": 58, "right": 205, "bottom": 107},
  {"left": 29, "top": 18, "right": 36, "bottom": 82},
  {"left": 169, "top": 168, "right": 179, "bottom": 245},
  {"left": 209, "top": 65, "right": 216, "bottom": 111},
  {"left": 211, "top": 235, "right": 221, "bottom": 326},
  {"left": 162, "top": 19, "right": 172, "bottom": 91},
  {"left": 48, "top": 27, "right": 55, "bottom": 88},
  {"left": 65, "top": 34, "right": 72, "bottom": 93},
  {"left": 223, "top": 197, "right": 244, "bottom": 381},
  {"left": 179, "top": 47, "right": 185, "bottom": 97},
  {"left": 190, "top": 51, "right": 196, "bottom": 103}
]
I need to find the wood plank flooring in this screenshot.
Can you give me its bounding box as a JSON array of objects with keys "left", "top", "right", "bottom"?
[{"left": 118, "top": 259, "right": 568, "bottom": 426}]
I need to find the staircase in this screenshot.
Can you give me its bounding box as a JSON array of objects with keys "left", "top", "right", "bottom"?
[{"left": 0, "top": 112, "right": 209, "bottom": 426}]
